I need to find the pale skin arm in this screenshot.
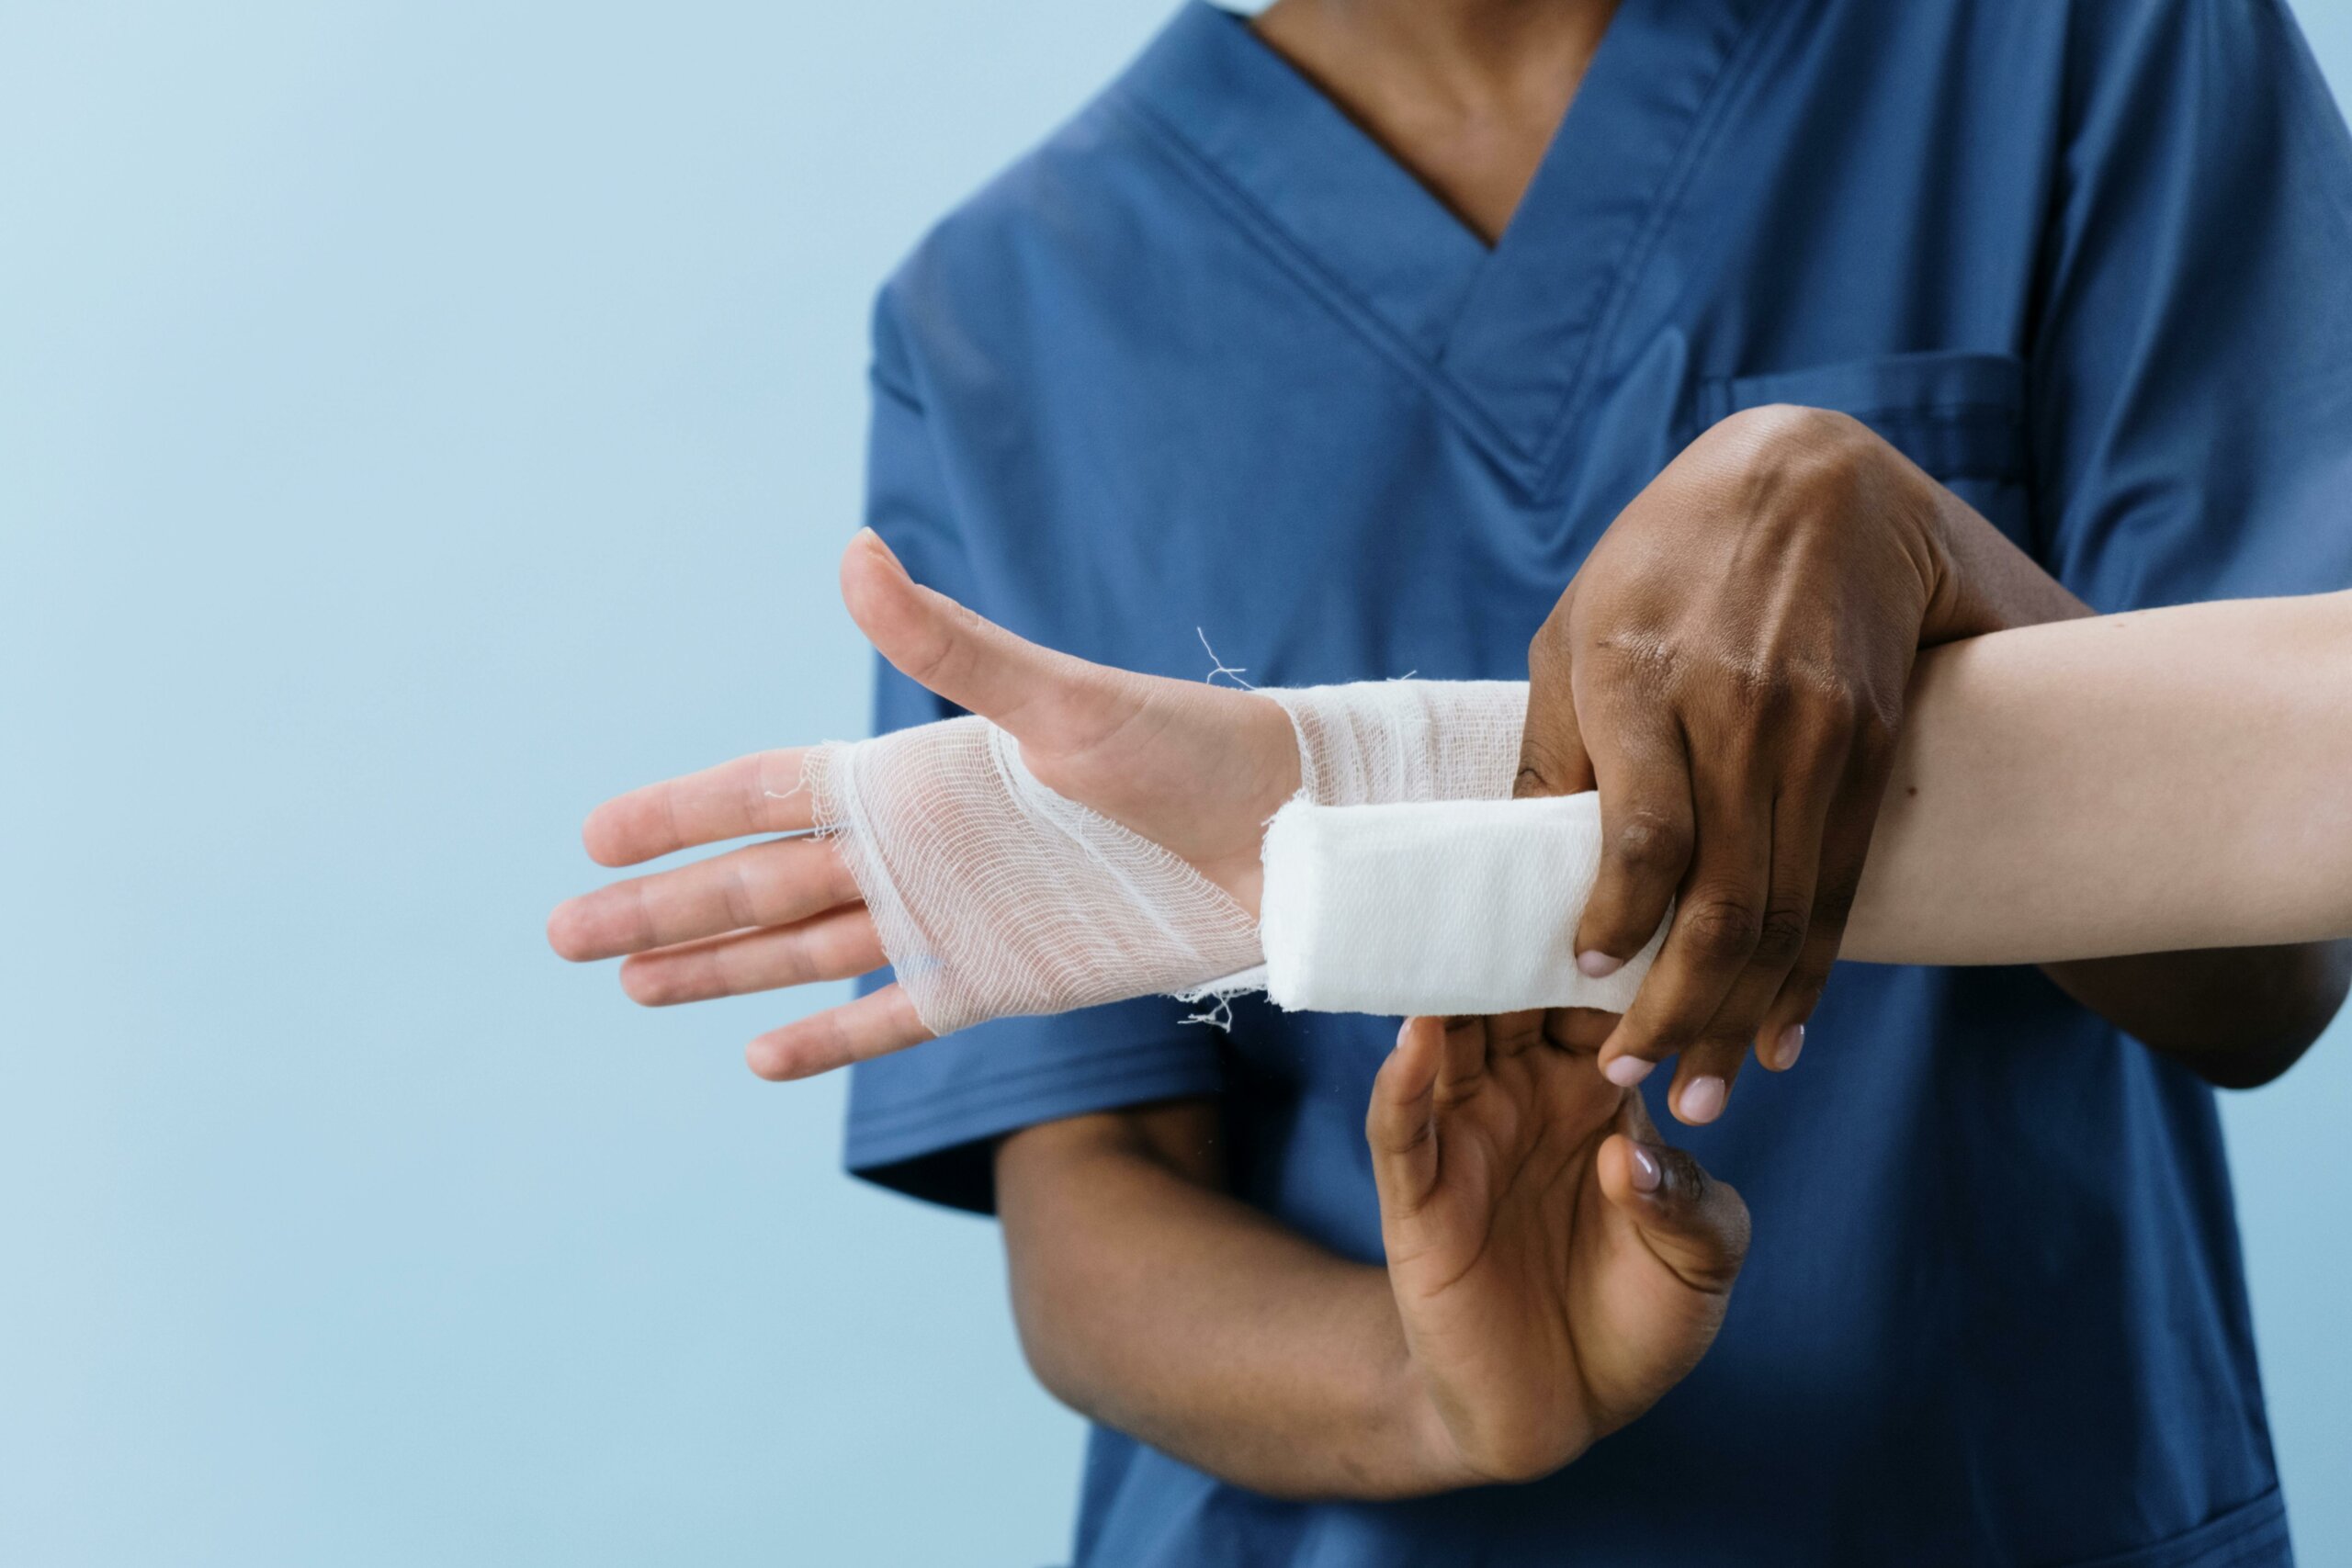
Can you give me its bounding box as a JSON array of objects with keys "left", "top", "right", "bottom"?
[{"left": 1850, "top": 589, "right": 2352, "bottom": 966}]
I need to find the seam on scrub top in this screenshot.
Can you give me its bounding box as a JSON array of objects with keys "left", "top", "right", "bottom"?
[
  {"left": 1104, "top": 89, "right": 1537, "bottom": 471},
  {"left": 1532, "top": 0, "right": 1805, "bottom": 492},
  {"left": 846, "top": 1032, "right": 1227, "bottom": 1142}
]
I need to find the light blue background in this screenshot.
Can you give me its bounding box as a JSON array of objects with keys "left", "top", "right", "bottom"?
[{"left": 4, "top": 4, "right": 2348, "bottom": 1563}]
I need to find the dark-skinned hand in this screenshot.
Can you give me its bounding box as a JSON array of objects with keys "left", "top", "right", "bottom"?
[
  {"left": 1372, "top": 1012, "right": 1748, "bottom": 1485},
  {"left": 1517, "top": 403, "right": 2019, "bottom": 1125}
]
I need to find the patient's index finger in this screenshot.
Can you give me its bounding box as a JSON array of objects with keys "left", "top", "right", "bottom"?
[{"left": 582, "top": 749, "right": 817, "bottom": 865}]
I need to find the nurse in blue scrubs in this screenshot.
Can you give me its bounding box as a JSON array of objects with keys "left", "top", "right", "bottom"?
[{"left": 830, "top": 1, "right": 2352, "bottom": 1562}]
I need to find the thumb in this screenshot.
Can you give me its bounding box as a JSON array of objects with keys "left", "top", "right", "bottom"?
[
  {"left": 1595, "top": 1091, "right": 1748, "bottom": 1293},
  {"left": 841, "top": 528, "right": 1129, "bottom": 747},
  {"left": 1366, "top": 1017, "right": 1447, "bottom": 1221}
]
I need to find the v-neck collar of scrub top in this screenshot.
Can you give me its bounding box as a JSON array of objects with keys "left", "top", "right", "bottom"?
[{"left": 1113, "top": 0, "right": 1778, "bottom": 500}]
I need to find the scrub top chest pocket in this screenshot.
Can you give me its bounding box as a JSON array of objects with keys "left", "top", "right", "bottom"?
[{"left": 1697, "top": 349, "right": 2030, "bottom": 547}]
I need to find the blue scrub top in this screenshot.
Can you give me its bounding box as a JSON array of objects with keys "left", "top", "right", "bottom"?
[{"left": 842, "top": 3, "right": 2352, "bottom": 1563}]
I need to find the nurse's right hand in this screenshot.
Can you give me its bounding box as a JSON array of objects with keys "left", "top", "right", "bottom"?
[{"left": 1516, "top": 404, "right": 2079, "bottom": 1125}]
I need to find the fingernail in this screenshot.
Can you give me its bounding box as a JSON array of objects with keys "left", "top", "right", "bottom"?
[
  {"left": 1770, "top": 1022, "right": 1805, "bottom": 1071},
  {"left": 1679, "top": 1075, "right": 1726, "bottom": 1124},
  {"left": 1603, "top": 1055, "right": 1654, "bottom": 1088},
  {"left": 1396, "top": 1020, "right": 1412, "bottom": 1049},
  {"left": 1629, "top": 1145, "right": 1662, "bottom": 1193},
  {"left": 1577, "top": 950, "right": 1624, "bottom": 978}
]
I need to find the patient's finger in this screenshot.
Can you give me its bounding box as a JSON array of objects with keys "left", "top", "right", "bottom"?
[
  {"left": 548, "top": 834, "right": 859, "bottom": 961},
  {"left": 616, "top": 905, "right": 884, "bottom": 1006},
  {"left": 582, "top": 749, "right": 817, "bottom": 866},
  {"left": 745, "top": 984, "right": 933, "bottom": 1081}
]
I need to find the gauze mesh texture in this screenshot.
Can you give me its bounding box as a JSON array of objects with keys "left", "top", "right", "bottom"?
[
  {"left": 804, "top": 716, "right": 1261, "bottom": 1037},
  {"left": 1268, "top": 680, "right": 1528, "bottom": 806},
  {"left": 808, "top": 680, "right": 1657, "bottom": 1035}
]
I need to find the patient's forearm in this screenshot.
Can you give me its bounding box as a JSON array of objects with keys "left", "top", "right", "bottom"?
[
  {"left": 588, "top": 543, "right": 2352, "bottom": 1077},
  {"left": 1848, "top": 592, "right": 2352, "bottom": 964}
]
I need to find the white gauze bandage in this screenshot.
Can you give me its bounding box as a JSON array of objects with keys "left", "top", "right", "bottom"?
[
  {"left": 803, "top": 716, "right": 1262, "bottom": 1037},
  {"left": 806, "top": 679, "right": 1661, "bottom": 1035},
  {"left": 1257, "top": 795, "right": 1666, "bottom": 1016},
  {"left": 1256, "top": 679, "right": 1664, "bottom": 1015}
]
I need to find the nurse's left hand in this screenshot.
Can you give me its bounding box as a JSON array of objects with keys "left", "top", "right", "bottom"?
[
  {"left": 1371, "top": 1014, "right": 1748, "bottom": 1485},
  {"left": 1516, "top": 404, "right": 2020, "bottom": 1123}
]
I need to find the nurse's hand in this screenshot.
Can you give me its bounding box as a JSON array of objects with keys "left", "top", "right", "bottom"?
[
  {"left": 548, "top": 530, "right": 1299, "bottom": 1079},
  {"left": 1516, "top": 404, "right": 2017, "bottom": 1123},
  {"left": 1371, "top": 1014, "right": 1747, "bottom": 1485}
]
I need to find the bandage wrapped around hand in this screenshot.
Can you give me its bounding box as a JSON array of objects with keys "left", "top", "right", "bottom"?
[{"left": 807, "top": 679, "right": 1662, "bottom": 1035}]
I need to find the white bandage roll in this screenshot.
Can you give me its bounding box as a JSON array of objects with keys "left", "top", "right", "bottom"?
[{"left": 1258, "top": 793, "right": 1668, "bottom": 1017}]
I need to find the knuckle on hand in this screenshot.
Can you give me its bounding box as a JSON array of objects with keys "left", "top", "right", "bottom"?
[
  {"left": 1610, "top": 812, "right": 1691, "bottom": 885},
  {"left": 1751, "top": 900, "right": 1810, "bottom": 969},
  {"left": 1801, "top": 682, "right": 1861, "bottom": 749},
  {"left": 1525, "top": 607, "right": 1576, "bottom": 682},
  {"left": 1719, "top": 657, "right": 1787, "bottom": 718},
  {"left": 1679, "top": 897, "right": 1763, "bottom": 966}
]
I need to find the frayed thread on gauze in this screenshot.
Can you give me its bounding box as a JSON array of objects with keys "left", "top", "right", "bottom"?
[{"left": 1258, "top": 793, "right": 1668, "bottom": 1017}]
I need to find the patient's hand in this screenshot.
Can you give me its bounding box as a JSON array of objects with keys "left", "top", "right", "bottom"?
[
  {"left": 1373, "top": 1013, "right": 1748, "bottom": 1484},
  {"left": 547, "top": 530, "right": 1299, "bottom": 1078}
]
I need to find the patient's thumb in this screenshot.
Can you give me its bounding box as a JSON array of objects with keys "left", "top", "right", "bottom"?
[
  {"left": 1598, "top": 1105, "right": 1748, "bottom": 1293},
  {"left": 840, "top": 528, "right": 1094, "bottom": 728}
]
